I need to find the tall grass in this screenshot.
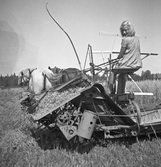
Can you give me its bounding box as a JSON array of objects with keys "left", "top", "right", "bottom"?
[
  {"left": 0, "top": 81, "right": 161, "bottom": 167},
  {"left": 126, "top": 80, "right": 161, "bottom": 108}
]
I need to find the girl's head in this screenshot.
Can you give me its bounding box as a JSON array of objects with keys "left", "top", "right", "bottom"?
[{"left": 120, "top": 20, "right": 135, "bottom": 37}]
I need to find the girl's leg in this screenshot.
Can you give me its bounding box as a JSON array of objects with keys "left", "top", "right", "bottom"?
[
  {"left": 117, "top": 73, "right": 127, "bottom": 94},
  {"left": 108, "top": 72, "right": 116, "bottom": 94}
]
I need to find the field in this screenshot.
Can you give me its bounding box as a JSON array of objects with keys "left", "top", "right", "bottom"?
[{"left": 0, "top": 80, "right": 161, "bottom": 167}]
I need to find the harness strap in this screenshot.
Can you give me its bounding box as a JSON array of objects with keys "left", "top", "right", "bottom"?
[
  {"left": 43, "top": 73, "right": 47, "bottom": 91},
  {"left": 28, "top": 68, "right": 31, "bottom": 76}
]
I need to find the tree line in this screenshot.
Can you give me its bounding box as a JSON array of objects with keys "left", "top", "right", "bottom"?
[
  {"left": 0, "top": 73, "right": 18, "bottom": 88},
  {"left": 0, "top": 70, "right": 161, "bottom": 88},
  {"left": 132, "top": 70, "right": 161, "bottom": 81}
]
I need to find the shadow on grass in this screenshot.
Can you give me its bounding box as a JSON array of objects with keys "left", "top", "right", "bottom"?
[
  {"left": 30, "top": 126, "right": 96, "bottom": 154},
  {"left": 30, "top": 124, "right": 161, "bottom": 154}
]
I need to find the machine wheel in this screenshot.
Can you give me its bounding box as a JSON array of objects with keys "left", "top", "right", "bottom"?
[
  {"left": 129, "top": 100, "right": 141, "bottom": 135},
  {"left": 56, "top": 111, "right": 71, "bottom": 125},
  {"left": 71, "top": 136, "right": 94, "bottom": 153}
]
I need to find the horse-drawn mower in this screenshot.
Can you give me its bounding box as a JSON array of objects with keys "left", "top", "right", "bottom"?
[{"left": 21, "top": 45, "right": 161, "bottom": 147}]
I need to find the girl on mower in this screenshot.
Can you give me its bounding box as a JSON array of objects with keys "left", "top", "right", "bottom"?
[{"left": 109, "top": 20, "right": 142, "bottom": 94}]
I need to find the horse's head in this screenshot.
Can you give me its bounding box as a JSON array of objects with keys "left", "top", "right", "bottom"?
[
  {"left": 48, "top": 66, "right": 62, "bottom": 74},
  {"left": 18, "top": 68, "right": 37, "bottom": 86}
]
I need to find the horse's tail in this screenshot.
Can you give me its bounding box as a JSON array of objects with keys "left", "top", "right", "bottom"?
[{"left": 45, "top": 69, "right": 62, "bottom": 80}]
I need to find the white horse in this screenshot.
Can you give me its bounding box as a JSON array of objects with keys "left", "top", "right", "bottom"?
[
  {"left": 18, "top": 68, "right": 37, "bottom": 86},
  {"left": 29, "top": 68, "right": 58, "bottom": 94}
]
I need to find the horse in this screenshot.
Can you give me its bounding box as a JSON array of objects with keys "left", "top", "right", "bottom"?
[
  {"left": 48, "top": 66, "right": 62, "bottom": 74},
  {"left": 28, "top": 66, "right": 84, "bottom": 94},
  {"left": 29, "top": 68, "right": 58, "bottom": 94},
  {"left": 48, "top": 66, "right": 83, "bottom": 86},
  {"left": 18, "top": 68, "right": 37, "bottom": 86}
]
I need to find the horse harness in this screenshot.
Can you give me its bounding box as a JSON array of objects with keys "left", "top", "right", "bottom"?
[
  {"left": 42, "top": 69, "right": 81, "bottom": 91},
  {"left": 62, "top": 69, "right": 81, "bottom": 82}
]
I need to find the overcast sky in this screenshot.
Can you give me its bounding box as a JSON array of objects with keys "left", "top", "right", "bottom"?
[{"left": 0, "top": 0, "right": 160, "bottom": 75}]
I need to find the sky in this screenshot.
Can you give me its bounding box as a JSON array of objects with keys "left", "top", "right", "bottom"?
[{"left": 0, "top": 0, "right": 161, "bottom": 76}]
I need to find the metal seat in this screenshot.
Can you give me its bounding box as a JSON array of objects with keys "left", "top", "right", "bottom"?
[{"left": 112, "top": 67, "right": 140, "bottom": 74}]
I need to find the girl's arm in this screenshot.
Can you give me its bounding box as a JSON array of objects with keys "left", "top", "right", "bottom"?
[{"left": 117, "top": 46, "right": 126, "bottom": 59}]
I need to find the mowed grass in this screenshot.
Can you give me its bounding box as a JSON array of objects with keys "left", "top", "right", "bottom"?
[{"left": 0, "top": 81, "right": 161, "bottom": 167}]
